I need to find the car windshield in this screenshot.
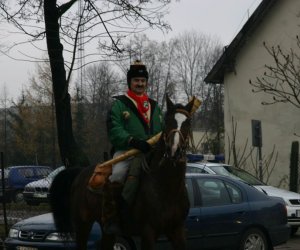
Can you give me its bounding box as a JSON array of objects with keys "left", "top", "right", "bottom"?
[{"left": 209, "top": 165, "right": 265, "bottom": 185}]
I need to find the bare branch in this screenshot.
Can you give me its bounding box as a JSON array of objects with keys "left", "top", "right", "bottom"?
[
  {"left": 250, "top": 40, "right": 300, "bottom": 108},
  {"left": 58, "top": 0, "right": 78, "bottom": 17}
]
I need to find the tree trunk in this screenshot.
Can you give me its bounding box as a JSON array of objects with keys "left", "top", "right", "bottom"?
[{"left": 44, "top": 0, "right": 89, "bottom": 168}]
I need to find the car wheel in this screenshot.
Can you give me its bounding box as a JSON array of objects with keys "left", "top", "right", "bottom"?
[
  {"left": 114, "top": 237, "right": 133, "bottom": 250},
  {"left": 13, "top": 190, "right": 24, "bottom": 203},
  {"left": 290, "top": 226, "right": 298, "bottom": 236},
  {"left": 239, "top": 228, "right": 268, "bottom": 250}
]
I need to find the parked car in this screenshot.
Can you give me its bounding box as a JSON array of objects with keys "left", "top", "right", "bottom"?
[
  {"left": 4, "top": 213, "right": 101, "bottom": 250},
  {"left": 4, "top": 174, "right": 290, "bottom": 250},
  {"left": 5, "top": 165, "right": 52, "bottom": 203},
  {"left": 186, "top": 157, "right": 300, "bottom": 235},
  {"left": 23, "top": 166, "right": 65, "bottom": 205}
]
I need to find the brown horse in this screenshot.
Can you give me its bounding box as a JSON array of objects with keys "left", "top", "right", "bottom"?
[{"left": 49, "top": 96, "right": 194, "bottom": 250}]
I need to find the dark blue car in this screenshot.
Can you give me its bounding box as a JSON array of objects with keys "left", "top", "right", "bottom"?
[
  {"left": 182, "top": 174, "right": 289, "bottom": 249},
  {"left": 4, "top": 174, "right": 290, "bottom": 249}
]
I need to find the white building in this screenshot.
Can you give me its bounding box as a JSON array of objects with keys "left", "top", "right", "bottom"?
[{"left": 205, "top": 0, "right": 300, "bottom": 188}]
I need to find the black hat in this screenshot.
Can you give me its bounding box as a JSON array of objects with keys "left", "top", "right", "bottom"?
[{"left": 127, "top": 60, "right": 149, "bottom": 88}]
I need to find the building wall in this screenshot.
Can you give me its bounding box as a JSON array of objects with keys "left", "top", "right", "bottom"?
[
  {"left": 192, "top": 130, "right": 212, "bottom": 153},
  {"left": 224, "top": 0, "right": 300, "bottom": 188}
]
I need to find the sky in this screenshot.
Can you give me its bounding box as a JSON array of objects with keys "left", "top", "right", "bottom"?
[{"left": 0, "top": 0, "right": 262, "bottom": 101}]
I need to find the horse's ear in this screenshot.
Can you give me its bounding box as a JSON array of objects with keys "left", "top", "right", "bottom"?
[
  {"left": 166, "top": 94, "right": 174, "bottom": 111},
  {"left": 185, "top": 96, "right": 196, "bottom": 113}
]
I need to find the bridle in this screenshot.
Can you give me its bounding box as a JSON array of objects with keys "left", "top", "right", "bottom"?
[{"left": 163, "top": 108, "right": 191, "bottom": 160}]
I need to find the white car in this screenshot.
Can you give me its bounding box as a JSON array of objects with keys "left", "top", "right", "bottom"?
[
  {"left": 23, "top": 166, "right": 65, "bottom": 206},
  {"left": 186, "top": 159, "right": 300, "bottom": 235}
]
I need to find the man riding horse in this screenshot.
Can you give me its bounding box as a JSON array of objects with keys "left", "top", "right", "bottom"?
[
  {"left": 50, "top": 80, "right": 199, "bottom": 249},
  {"left": 104, "top": 60, "right": 163, "bottom": 233}
]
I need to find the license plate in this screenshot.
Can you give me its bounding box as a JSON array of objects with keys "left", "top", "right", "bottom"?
[
  {"left": 17, "top": 247, "right": 38, "bottom": 250},
  {"left": 296, "top": 210, "right": 300, "bottom": 217}
]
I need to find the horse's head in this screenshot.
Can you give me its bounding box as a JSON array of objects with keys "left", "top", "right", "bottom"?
[{"left": 163, "top": 95, "right": 194, "bottom": 159}]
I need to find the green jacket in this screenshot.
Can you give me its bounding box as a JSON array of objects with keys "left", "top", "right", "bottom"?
[{"left": 107, "top": 95, "right": 163, "bottom": 151}]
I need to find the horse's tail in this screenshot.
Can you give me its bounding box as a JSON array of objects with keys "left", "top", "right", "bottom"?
[{"left": 49, "top": 167, "right": 83, "bottom": 234}]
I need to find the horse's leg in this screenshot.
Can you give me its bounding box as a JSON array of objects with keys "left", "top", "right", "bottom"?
[
  {"left": 140, "top": 225, "right": 157, "bottom": 250},
  {"left": 74, "top": 221, "right": 93, "bottom": 250},
  {"left": 166, "top": 225, "right": 187, "bottom": 250}
]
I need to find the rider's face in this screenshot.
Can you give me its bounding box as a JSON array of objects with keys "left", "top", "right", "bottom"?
[{"left": 130, "top": 77, "right": 147, "bottom": 96}]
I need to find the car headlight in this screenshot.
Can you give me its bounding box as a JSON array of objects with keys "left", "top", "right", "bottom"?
[
  {"left": 46, "top": 232, "right": 74, "bottom": 242},
  {"left": 8, "top": 228, "right": 19, "bottom": 239}
]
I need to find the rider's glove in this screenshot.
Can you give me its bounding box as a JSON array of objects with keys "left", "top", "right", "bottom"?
[{"left": 129, "top": 138, "right": 151, "bottom": 153}]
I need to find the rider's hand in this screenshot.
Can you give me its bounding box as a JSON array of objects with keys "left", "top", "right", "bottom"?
[{"left": 129, "top": 138, "right": 151, "bottom": 153}]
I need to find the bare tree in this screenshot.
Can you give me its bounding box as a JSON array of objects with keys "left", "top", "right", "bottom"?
[
  {"left": 26, "top": 62, "right": 58, "bottom": 167},
  {"left": 0, "top": 0, "right": 172, "bottom": 167},
  {"left": 170, "top": 31, "right": 223, "bottom": 153},
  {"left": 171, "top": 30, "right": 223, "bottom": 101},
  {"left": 202, "top": 83, "right": 224, "bottom": 154},
  {"left": 143, "top": 39, "right": 178, "bottom": 108},
  {"left": 26, "top": 61, "right": 53, "bottom": 105},
  {"left": 227, "top": 117, "right": 278, "bottom": 184},
  {"left": 250, "top": 40, "right": 300, "bottom": 108},
  {"left": 227, "top": 117, "right": 253, "bottom": 169},
  {"left": 83, "top": 62, "right": 120, "bottom": 108},
  {"left": 79, "top": 62, "right": 121, "bottom": 163},
  {"left": 7, "top": 62, "right": 59, "bottom": 166}
]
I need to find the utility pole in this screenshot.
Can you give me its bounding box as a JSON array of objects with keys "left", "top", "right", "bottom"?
[{"left": 78, "top": 0, "right": 85, "bottom": 100}]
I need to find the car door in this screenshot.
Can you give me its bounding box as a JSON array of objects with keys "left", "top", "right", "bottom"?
[
  {"left": 194, "top": 177, "right": 249, "bottom": 249},
  {"left": 185, "top": 177, "right": 204, "bottom": 250},
  {"left": 155, "top": 177, "right": 203, "bottom": 250}
]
